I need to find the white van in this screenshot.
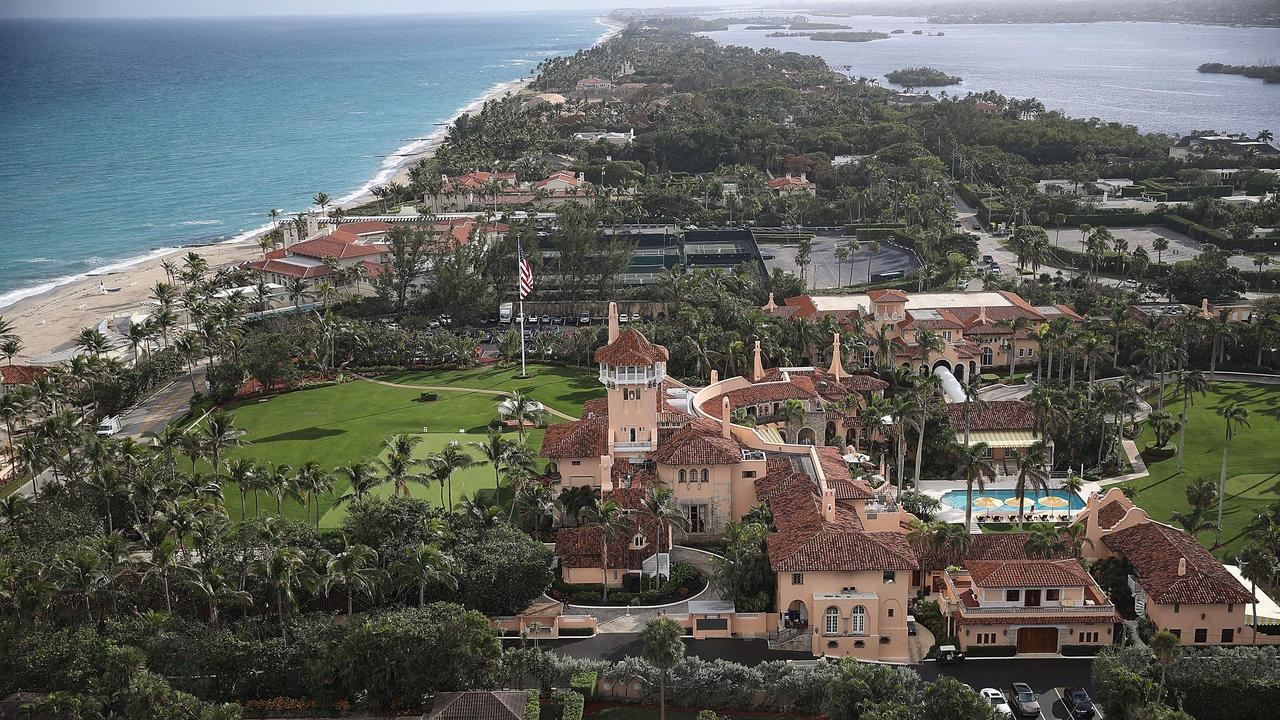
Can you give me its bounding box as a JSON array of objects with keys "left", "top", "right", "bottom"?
[
  {"left": 96, "top": 416, "right": 122, "bottom": 437},
  {"left": 498, "top": 302, "right": 513, "bottom": 324}
]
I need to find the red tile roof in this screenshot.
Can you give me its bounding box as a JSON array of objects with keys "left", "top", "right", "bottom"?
[
  {"left": 1102, "top": 522, "right": 1253, "bottom": 605},
  {"left": 648, "top": 418, "right": 742, "bottom": 465},
  {"left": 243, "top": 258, "right": 331, "bottom": 279},
  {"left": 0, "top": 365, "right": 48, "bottom": 386},
  {"left": 943, "top": 400, "right": 1037, "bottom": 431},
  {"left": 699, "top": 378, "right": 818, "bottom": 415},
  {"left": 539, "top": 417, "right": 608, "bottom": 459},
  {"left": 334, "top": 220, "right": 393, "bottom": 235},
  {"left": 1097, "top": 499, "right": 1127, "bottom": 529},
  {"left": 555, "top": 513, "right": 656, "bottom": 570},
  {"left": 966, "top": 559, "right": 1092, "bottom": 588},
  {"left": 769, "top": 175, "right": 811, "bottom": 189},
  {"left": 594, "top": 329, "right": 669, "bottom": 365},
  {"left": 288, "top": 234, "right": 387, "bottom": 260},
  {"left": 815, "top": 446, "right": 876, "bottom": 500},
  {"left": 867, "top": 289, "right": 908, "bottom": 302}
]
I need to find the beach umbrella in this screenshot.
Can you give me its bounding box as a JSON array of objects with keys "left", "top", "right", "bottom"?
[
  {"left": 973, "top": 497, "right": 1003, "bottom": 508},
  {"left": 1004, "top": 497, "right": 1037, "bottom": 509},
  {"left": 1037, "top": 495, "right": 1070, "bottom": 508}
]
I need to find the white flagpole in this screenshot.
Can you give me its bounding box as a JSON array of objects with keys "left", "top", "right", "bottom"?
[{"left": 518, "top": 240, "right": 527, "bottom": 377}]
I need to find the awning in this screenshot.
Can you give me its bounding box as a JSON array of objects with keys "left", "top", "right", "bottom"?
[
  {"left": 1225, "top": 564, "right": 1280, "bottom": 626},
  {"left": 955, "top": 430, "right": 1042, "bottom": 449}
]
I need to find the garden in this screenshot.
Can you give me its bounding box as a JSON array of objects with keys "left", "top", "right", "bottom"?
[
  {"left": 1125, "top": 381, "right": 1280, "bottom": 558},
  {"left": 199, "top": 363, "right": 599, "bottom": 524}
]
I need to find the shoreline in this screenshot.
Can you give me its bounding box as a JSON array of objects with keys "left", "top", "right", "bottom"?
[{"left": 1, "top": 16, "right": 621, "bottom": 363}]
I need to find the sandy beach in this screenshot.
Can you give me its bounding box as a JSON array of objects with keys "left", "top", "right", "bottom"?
[{"left": 0, "top": 18, "right": 621, "bottom": 363}]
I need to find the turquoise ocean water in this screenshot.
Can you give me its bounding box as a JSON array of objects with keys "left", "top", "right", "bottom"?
[{"left": 0, "top": 12, "right": 602, "bottom": 305}]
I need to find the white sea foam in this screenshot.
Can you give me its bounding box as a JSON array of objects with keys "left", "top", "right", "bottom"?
[
  {"left": 0, "top": 245, "right": 180, "bottom": 310},
  {"left": 179, "top": 219, "right": 222, "bottom": 226}
]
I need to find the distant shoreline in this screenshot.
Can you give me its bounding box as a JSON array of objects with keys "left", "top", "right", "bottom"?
[{"left": 1, "top": 15, "right": 623, "bottom": 361}]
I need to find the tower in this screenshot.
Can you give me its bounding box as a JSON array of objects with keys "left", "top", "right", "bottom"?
[{"left": 595, "top": 302, "right": 668, "bottom": 457}]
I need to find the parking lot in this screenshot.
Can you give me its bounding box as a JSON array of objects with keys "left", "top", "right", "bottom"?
[
  {"left": 921, "top": 658, "right": 1102, "bottom": 719},
  {"left": 760, "top": 232, "right": 918, "bottom": 289}
]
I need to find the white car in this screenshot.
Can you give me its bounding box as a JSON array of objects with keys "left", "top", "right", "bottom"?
[{"left": 980, "top": 688, "right": 1013, "bottom": 717}]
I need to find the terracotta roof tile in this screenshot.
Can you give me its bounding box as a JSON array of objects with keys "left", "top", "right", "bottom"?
[
  {"left": 966, "top": 559, "right": 1093, "bottom": 588},
  {"left": 539, "top": 417, "right": 607, "bottom": 459},
  {"left": 555, "top": 513, "right": 657, "bottom": 569},
  {"left": 0, "top": 365, "right": 48, "bottom": 386},
  {"left": 943, "top": 400, "right": 1037, "bottom": 431},
  {"left": 1102, "top": 522, "right": 1253, "bottom": 605},
  {"left": 815, "top": 446, "right": 876, "bottom": 500},
  {"left": 649, "top": 418, "right": 742, "bottom": 465},
  {"left": 912, "top": 532, "right": 1071, "bottom": 571},
  {"left": 594, "top": 329, "right": 669, "bottom": 365},
  {"left": 1097, "top": 499, "right": 1127, "bottom": 529},
  {"left": 951, "top": 611, "right": 1121, "bottom": 626},
  {"left": 426, "top": 691, "right": 528, "bottom": 720}
]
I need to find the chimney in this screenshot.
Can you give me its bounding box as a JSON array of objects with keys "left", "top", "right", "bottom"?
[
  {"left": 607, "top": 301, "right": 619, "bottom": 343},
  {"left": 721, "top": 396, "right": 732, "bottom": 438},
  {"left": 978, "top": 305, "right": 988, "bottom": 324},
  {"left": 822, "top": 486, "right": 836, "bottom": 523},
  {"left": 828, "top": 332, "right": 845, "bottom": 379},
  {"left": 578, "top": 172, "right": 585, "bottom": 182},
  {"left": 1177, "top": 557, "right": 1187, "bottom": 577},
  {"left": 599, "top": 454, "right": 614, "bottom": 492},
  {"left": 710, "top": 369, "right": 719, "bottom": 385},
  {"left": 1201, "top": 298, "right": 1211, "bottom": 317},
  {"left": 800, "top": 172, "right": 808, "bottom": 182},
  {"left": 752, "top": 339, "right": 765, "bottom": 382},
  {"left": 764, "top": 292, "right": 777, "bottom": 312}
]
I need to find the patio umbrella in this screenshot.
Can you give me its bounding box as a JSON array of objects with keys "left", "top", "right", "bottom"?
[
  {"left": 1037, "top": 495, "right": 1070, "bottom": 508},
  {"left": 1004, "top": 497, "right": 1037, "bottom": 509},
  {"left": 973, "top": 497, "right": 1003, "bottom": 508}
]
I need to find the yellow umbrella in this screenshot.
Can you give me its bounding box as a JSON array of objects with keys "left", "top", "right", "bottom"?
[
  {"left": 1037, "top": 495, "right": 1070, "bottom": 508},
  {"left": 1004, "top": 497, "right": 1037, "bottom": 509},
  {"left": 973, "top": 497, "right": 1003, "bottom": 508}
]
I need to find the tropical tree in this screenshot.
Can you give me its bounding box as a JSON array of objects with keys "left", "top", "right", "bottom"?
[
  {"left": 1236, "top": 544, "right": 1277, "bottom": 645},
  {"left": 1172, "top": 369, "right": 1209, "bottom": 473},
  {"left": 638, "top": 486, "right": 691, "bottom": 588},
  {"left": 1170, "top": 476, "right": 1219, "bottom": 538},
  {"left": 200, "top": 410, "right": 245, "bottom": 475},
  {"left": 503, "top": 392, "right": 545, "bottom": 442},
  {"left": 1215, "top": 402, "right": 1250, "bottom": 545},
  {"left": 430, "top": 440, "right": 475, "bottom": 509},
  {"left": 333, "top": 462, "right": 382, "bottom": 506},
  {"left": 775, "top": 398, "right": 808, "bottom": 443},
  {"left": 586, "top": 498, "right": 630, "bottom": 602},
  {"left": 323, "top": 542, "right": 383, "bottom": 615},
  {"left": 393, "top": 543, "right": 457, "bottom": 606},
  {"left": 468, "top": 430, "right": 513, "bottom": 494},
  {"left": 1150, "top": 630, "right": 1182, "bottom": 702},
  {"left": 1010, "top": 441, "right": 1051, "bottom": 528},
  {"left": 257, "top": 545, "right": 315, "bottom": 641},
  {"left": 640, "top": 616, "right": 686, "bottom": 720},
  {"left": 952, "top": 441, "right": 995, "bottom": 530}
]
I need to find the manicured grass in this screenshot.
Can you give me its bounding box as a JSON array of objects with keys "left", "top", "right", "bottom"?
[
  {"left": 204, "top": 365, "right": 598, "bottom": 524},
  {"left": 1123, "top": 382, "right": 1280, "bottom": 559},
  {"left": 376, "top": 363, "right": 600, "bottom": 416}
]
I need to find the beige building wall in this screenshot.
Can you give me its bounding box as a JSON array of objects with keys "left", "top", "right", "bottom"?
[
  {"left": 777, "top": 569, "right": 911, "bottom": 662},
  {"left": 1145, "top": 601, "right": 1248, "bottom": 645}
]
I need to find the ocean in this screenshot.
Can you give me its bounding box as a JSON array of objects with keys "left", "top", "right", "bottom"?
[
  {"left": 0, "top": 12, "right": 603, "bottom": 306},
  {"left": 703, "top": 16, "right": 1280, "bottom": 136}
]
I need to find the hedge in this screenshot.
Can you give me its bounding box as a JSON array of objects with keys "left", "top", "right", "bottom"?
[
  {"left": 965, "top": 645, "right": 1017, "bottom": 657},
  {"left": 570, "top": 670, "right": 597, "bottom": 698},
  {"left": 526, "top": 689, "right": 541, "bottom": 720},
  {"left": 1164, "top": 214, "right": 1229, "bottom": 244},
  {"left": 1061, "top": 644, "right": 1107, "bottom": 656},
  {"left": 557, "top": 689, "right": 585, "bottom": 720},
  {"left": 1059, "top": 211, "right": 1162, "bottom": 227}
]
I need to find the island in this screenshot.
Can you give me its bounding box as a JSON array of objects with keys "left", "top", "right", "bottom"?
[
  {"left": 809, "top": 30, "right": 892, "bottom": 42},
  {"left": 789, "top": 22, "right": 852, "bottom": 30},
  {"left": 885, "top": 66, "right": 963, "bottom": 86},
  {"left": 1198, "top": 62, "right": 1280, "bottom": 83}
]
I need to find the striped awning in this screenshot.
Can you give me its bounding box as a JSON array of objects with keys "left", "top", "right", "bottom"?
[
  {"left": 1226, "top": 564, "right": 1280, "bottom": 626},
  {"left": 955, "top": 430, "right": 1041, "bottom": 449},
  {"left": 756, "top": 425, "right": 785, "bottom": 444}
]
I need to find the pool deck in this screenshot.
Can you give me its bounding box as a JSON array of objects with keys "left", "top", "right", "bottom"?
[{"left": 916, "top": 478, "right": 1084, "bottom": 531}]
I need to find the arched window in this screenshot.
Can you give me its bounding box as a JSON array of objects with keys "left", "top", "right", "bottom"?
[
  {"left": 629, "top": 427, "right": 636, "bottom": 442},
  {"left": 632, "top": 534, "right": 646, "bottom": 548},
  {"left": 863, "top": 350, "right": 875, "bottom": 368},
  {"left": 824, "top": 606, "right": 841, "bottom": 635},
  {"left": 679, "top": 469, "right": 687, "bottom": 483},
  {"left": 851, "top": 605, "right": 866, "bottom": 635},
  {"left": 981, "top": 346, "right": 993, "bottom": 366},
  {"left": 700, "top": 468, "right": 709, "bottom": 483}
]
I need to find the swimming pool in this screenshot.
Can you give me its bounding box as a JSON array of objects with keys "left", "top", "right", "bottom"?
[{"left": 939, "top": 488, "right": 1085, "bottom": 511}]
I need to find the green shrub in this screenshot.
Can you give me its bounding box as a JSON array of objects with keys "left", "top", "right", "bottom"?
[
  {"left": 419, "top": 391, "right": 439, "bottom": 402},
  {"left": 965, "top": 645, "right": 1016, "bottom": 657},
  {"left": 569, "top": 670, "right": 597, "bottom": 698},
  {"left": 525, "top": 689, "right": 540, "bottom": 720},
  {"left": 1061, "top": 644, "right": 1106, "bottom": 656},
  {"left": 556, "top": 689, "right": 584, "bottom": 720}
]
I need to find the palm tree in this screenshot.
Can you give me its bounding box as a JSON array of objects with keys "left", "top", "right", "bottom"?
[
  {"left": 1237, "top": 544, "right": 1276, "bottom": 645},
  {"left": 587, "top": 498, "right": 630, "bottom": 602},
  {"left": 774, "top": 398, "right": 808, "bottom": 443},
  {"left": 141, "top": 536, "right": 185, "bottom": 614},
  {"left": 503, "top": 392, "right": 545, "bottom": 442},
  {"left": 913, "top": 329, "right": 944, "bottom": 370},
  {"left": 431, "top": 440, "right": 475, "bottom": 509},
  {"left": 952, "top": 441, "right": 995, "bottom": 530},
  {"left": 292, "top": 461, "right": 326, "bottom": 527},
  {"left": 313, "top": 192, "right": 330, "bottom": 217},
  {"left": 1150, "top": 630, "right": 1182, "bottom": 702},
  {"left": 257, "top": 545, "right": 315, "bottom": 641},
  {"left": 333, "top": 462, "right": 382, "bottom": 506},
  {"left": 323, "top": 542, "right": 383, "bottom": 615},
  {"left": 53, "top": 546, "right": 104, "bottom": 622},
  {"left": 1010, "top": 441, "right": 1051, "bottom": 528},
  {"left": 639, "top": 486, "right": 691, "bottom": 588},
  {"left": 468, "top": 430, "right": 513, "bottom": 494},
  {"left": 182, "top": 565, "right": 251, "bottom": 623},
  {"left": 394, "top": 544, "right": 457, "bottom": 606},
  {"left": 376, "top": 434, "right": 424, "bottom": 496},
  {"left": 201, "top": 410, "right": 246, "bottom": 475},
  {"left": 1023, "top": 524, "right": 1065, "bottom": 559},
  {"left": 1215, "top": 402, "right": 1250, "bottom": 545},
  {"left": 1170, "top": 476, "right": 1219, "bottom": 538},
  {"left": 640, "top": 616, "right": 686, "bottom": 720},
  {"left": 263, "top": 462, "right": 294, "bottom": 515},
  {"left": 1173, "top": 369, "right": 1209, "bottom": 473},
  {"left": 910, "top": 375, "right": 942, "bottom": 485},
  {"left": 224, "top": 458, "right": 256, "bottom": 522}
]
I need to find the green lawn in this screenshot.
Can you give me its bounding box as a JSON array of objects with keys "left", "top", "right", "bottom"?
[
  {"left": 202, "top": 364, "right": 598, "bottom": 524},
  {"left": 1123, "top": 381, "right": 1280, "bottom": 559}
]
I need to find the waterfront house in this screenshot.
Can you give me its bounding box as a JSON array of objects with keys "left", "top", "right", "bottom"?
[{"left": 0, "top": 364, "right": 48, "bottom": 398}]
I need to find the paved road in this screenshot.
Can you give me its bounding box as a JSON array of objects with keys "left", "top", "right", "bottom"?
[
  {"left": 565, "top": 546, "right": 727, "bottom": 630},
  {"left": 921, "top": 657, "right": 1101, "bottom": 718}
]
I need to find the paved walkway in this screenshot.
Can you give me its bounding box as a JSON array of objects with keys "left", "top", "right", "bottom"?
[
  {"left": 564, "top": 546, "right": 727, "bottom": 632},
  {"left": 356, "top": 376, "right": 579, "bottom": 421}
]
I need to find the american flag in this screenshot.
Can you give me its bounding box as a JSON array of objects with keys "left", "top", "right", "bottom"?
[{"left": 517, "top": 242, "right": 534, "bottom": 299}]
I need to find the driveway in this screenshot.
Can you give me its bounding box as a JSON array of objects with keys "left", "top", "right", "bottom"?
[{"left": 564, "top": 546, "right": 727, "bottom": 631}]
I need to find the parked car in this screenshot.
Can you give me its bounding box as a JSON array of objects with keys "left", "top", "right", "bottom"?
[
  {"left": 96, "top": 416, "right": 122, "bottom": 437},
  {"left": 906, "top": 615, "right": 917, "bottom": 636},
  {"left": 540, "top": 314, "right": 551, "bottom": 324},
  {"left": 1009, "top": 683, "right": 1040, "bottom": 717},
  {"left": 629, "top": 313, "right": 642, "bottom": 323},
  {"left": 1065, "top": 687, "right": 1095, "bottom": 718},
  {"left": 579, "top": 313, "right": 591, "bottom": 325},
  {"left": 981, "top": 254, "right": 994, "bottom": 264},
  {"left": 761, "top": 252, "right": 777, "bottom": 260},
  {"left": 980, "top": 688, "right": 1013, "bottom": 717}
]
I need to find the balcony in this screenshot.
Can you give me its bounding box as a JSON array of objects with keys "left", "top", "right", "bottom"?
[{"left": 613, "top": 440, "right": 654, "bottom": 453}]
